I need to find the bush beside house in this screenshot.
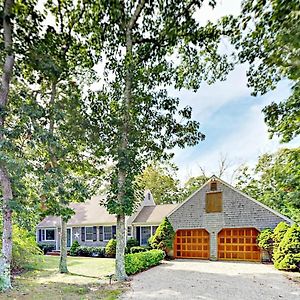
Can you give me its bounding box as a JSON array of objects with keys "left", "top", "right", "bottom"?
[
  {"left": 126, "top": 238, "right": 139, "bottom": 253},
  {"left": 125, "top": 249, "right": 164, "bottom": 275},
  {"left": 69, "top": 240, "right": 80, "bottom": 256},
  {"left": 105, "top": 239, "right": 117, "bottom": 258},
  {"left": 257, "top": 222, "right": 300, "bottom": 271},
  {"left": 148, "top": 217, "right": 175, "bottom": 257}
]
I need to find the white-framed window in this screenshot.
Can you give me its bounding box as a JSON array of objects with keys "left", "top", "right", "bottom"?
[
  {"left": 85, "top": 227, "right": 93, "bottom": 241},
  {"left": 127, "top": 226, "right": 132, "bottom": 237},
  {"left": 44, "top": 228, "right": 55, "bottom": 241},
  {"left": 104, "top": 226, "right": 113, "bottom": 241}
]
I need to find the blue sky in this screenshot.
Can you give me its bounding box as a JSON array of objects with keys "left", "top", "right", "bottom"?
[{"left": 168, "top": 1, "right": 300, "bottom": 183}]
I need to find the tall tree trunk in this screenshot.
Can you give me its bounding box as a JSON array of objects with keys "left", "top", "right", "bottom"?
[
  {"left": 59, "top": 217, "right": 68, "bottom": 273},
  {"left": 114, "top": 0, "right": 145, "bottom": 281},
  {"left": 0, "top": 0, "right": 15, "bottom": 291},
  {"left": 115, "top": 214, "right": 127, "bottom": 280}
]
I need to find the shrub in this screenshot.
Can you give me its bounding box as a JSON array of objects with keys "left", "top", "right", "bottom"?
[
  {"left": 274, "top": 224, "right": 300, "bottom": 271},
  {"left": 75, "top": 246, "right": 105, "bottom": 257},
  {"left": 38, "top": 243, "right": 55, "bottom": 254},
  {"left": 126, "top": 238, "right": 139, "bottom": 253},
  {"left": 10, "top": 226, "right": 42, "bottom": 270},
  {"left": 257, "top": 228, "right": 274, "bottom": 259},
  {"left": 69, "top": 240, "right": 80, "bottom": 256},
  {"left": 130, "top": 246, "right": 148, "bottom": 254},
  {"left": 125, "top": 249, "right": 164, "bottom": 275},
  {"left": 105, "top": 239, "right": 117, "bottom": 258},
  {"left": 148, "top": 217, "right": 175, "bottom": 256},
  {"left": 273, "top": 222, "right": 290, "bottom": 253}
]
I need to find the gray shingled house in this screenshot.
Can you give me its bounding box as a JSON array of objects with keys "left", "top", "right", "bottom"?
[{"left": 36, "top": 176, "right": 292, "bottom": 261}]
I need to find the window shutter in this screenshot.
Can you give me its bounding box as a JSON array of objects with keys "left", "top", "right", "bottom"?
[
  {"left": 38, "top": 229, "right": 42, "bottom": 242},
  {"left": 206, "top": 192, "right": 222, "bottom": 213},
  {"left": 42, "top": 229, "right": 45, "bottom": 241},
  {"left": 112, "top": 225, "right": 116, "bottom": 239},
  {"left": 81, "top": 227, "right": 85, "bottom": 241},
  {"left": 136, "top": 227, "right": 141, "bottom": 245},
  {"left": 99, "top": 226, "right": 103, "bottom": 241},
  {"left": 93, "top": 226, "right": 97, "bottom": 241}
]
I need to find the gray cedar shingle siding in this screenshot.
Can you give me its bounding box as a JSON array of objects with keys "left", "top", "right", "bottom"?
[{"left": 168, "top": 177, "right": 291, "bottom": 260}]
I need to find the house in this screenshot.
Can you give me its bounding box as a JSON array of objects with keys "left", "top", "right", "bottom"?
[
  {"left": 36, "top": 176, "right": 292, "bottom": 261},
  {"left": 36, "top": 192, "right": 177, "bottom": 250}
]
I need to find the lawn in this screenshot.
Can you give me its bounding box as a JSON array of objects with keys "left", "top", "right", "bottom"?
[{"left": 0, "top": 256, "right": 127, "bottom": 300}]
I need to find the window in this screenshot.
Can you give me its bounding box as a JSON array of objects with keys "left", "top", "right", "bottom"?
[
  {"left": 104, "top": 226, "right": 113, "bottom": 241},
  {"left": 44, "top": 229, "right": 55, "bottom": 241},
  {"left": 206, "top": 192, "right": 222, "bottom": 213},
  {"left": 85, "top": 227, "right": 93, "bottom": 241},
  {"left": 127, "top": 226, "right": 132, "bottom": 237},
  {"left": 210, "top": 181, "right": 217, "bottom": 191}
]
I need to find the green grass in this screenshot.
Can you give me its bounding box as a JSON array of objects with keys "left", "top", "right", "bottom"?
[{"left": 0, "top": 256, "right": 126, "bottom": 300}]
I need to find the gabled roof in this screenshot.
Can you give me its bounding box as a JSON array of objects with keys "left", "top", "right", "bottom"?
[
  {"left": 168, "top": 175, "right": 293, "bottom": 224},
  {"left": 132, "top": 204, "right": 178, "bottom": 224},
  {"left": 37, "top": 196, "right": 117, "bottom": 228}
]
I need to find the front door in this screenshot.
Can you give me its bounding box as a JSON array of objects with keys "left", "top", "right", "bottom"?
[
  {"left": 141, "top": 226, "right": 151, "bottom": 246},
  {"left": 67, "top": 228, "right": 72, "bottom": 248}
]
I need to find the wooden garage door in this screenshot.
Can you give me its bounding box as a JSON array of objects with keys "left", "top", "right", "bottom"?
[
  {"left": 218, "top": 228, "right": 260, "bottom": 261},
  {"left": 174, "top": 229, "right": 209, "bottom": 259}
]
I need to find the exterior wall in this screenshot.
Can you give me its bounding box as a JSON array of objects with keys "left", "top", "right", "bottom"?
[
  {"left": 168, "top": 180, "right": 291, "bottom": 260},
  {"left": 71, "top": 226, "right": 108, "bottom": 247}
]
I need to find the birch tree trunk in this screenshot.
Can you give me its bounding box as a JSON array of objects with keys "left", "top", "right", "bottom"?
[
  {"left": 115, "top": 0, "right": 146, "bottom": 282},
  {"left": 115, "top": 213, "right": 127, "bottom": 280},
  {"left": 0, "top": 0, "right": 15, "bottom": 291},
  {"left": 59, "top": 218, "right": 68, "bottom": 273}
]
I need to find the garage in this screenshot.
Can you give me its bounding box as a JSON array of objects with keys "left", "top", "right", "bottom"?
[
  {"left": 218, "top": 228, "right": 260, "bottom": 261},
  {"left": 174, "top": 229, "right": 209, "bottom": 259}
]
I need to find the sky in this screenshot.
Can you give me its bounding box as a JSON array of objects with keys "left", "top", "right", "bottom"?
[{"left": 167, "top": 0, "right": 300, "bottom": 183}]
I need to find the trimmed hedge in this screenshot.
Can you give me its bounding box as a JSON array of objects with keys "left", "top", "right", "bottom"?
[
  {"left": 75, "top": 246, "right": 105, "bottom": 257},
  {"left": 125, "top": 249, "right": 164, "bottom": 275},
  {"left": 130, "top": 246, "right": 148, "bottom": 254},
  {"left": 126, "top": 238, "right": 139, "bottom": 253},
  {"left": 38, "top": 243, "right": 55, "bottom": 254}
]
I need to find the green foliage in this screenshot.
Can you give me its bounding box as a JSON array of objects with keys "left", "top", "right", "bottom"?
[
  {"left": 130, "top": 246, "right": 148, "bottom": 254},
  {"left": 273, "top": 224, "right": 300, "bottom": 271},
  {"left": 6, "top": 226, "right": 42, "bottom": 270},
  {"left": 148, "top": 217, "right": 175, "bottom": 255},
  {"left": 126, "top": 238, "right": 139, "bottom": 254},
  {"left": 236, "top": 148, "right": 300, "bottom": 222},
  {"left": 179, "top": 175, "right": 208, "bottom": 201},
  {"left": 273, "top": 222, "right": 290, "bottom": 253},
  {"left": 74, "top": 246, "right": 105, "bottom": 258},
  {"left": 235, "top": 0, "right": 300, "bottom": 142},
  {"left": 137, "top": 162, "right": 180, "bottom": 204},
  {"left": 125, "top": 250, "right": 164, "bottom": 276},
  {"left": 38, "top": 243, "right": 55, "bottom": 255},
  {"left": 105, "top": 239, "right": 117, "bottom": 258},
  {"left": 69, "top": 241, "right": 80, "bottom": 256},
  {"left": 257, "top": 228, "right": 274, "bottom": 258}
]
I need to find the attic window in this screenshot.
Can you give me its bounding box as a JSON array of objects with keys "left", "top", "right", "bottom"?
[
  {"left": 206, "top": 192, "right": 222, "bottom": 213},
  {"left": 210, "top": 181, "right": 217, "bottom": 191}
]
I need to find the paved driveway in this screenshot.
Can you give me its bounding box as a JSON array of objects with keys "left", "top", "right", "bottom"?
[{"left": 121, "top": 260, "right": 300, "bottom": 300}]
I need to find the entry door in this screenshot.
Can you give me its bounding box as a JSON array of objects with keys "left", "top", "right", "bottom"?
[
  {"left": 141, "top": 226, "right": 151, "bottom": 246},
  {"left": 67, "top": 228, "right": 72, "bottom": 248}
]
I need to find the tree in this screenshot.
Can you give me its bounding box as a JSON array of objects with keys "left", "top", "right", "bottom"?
[
  {"left": 235, "top": 0, "right": 300, "bottom": 142},
  {"left": 235, "top": 148, "right": 300, "bottom": 222},
  {"left": 179, "top": 175, "right": 208, "bottom": 201},
  {"left": 86, "top": 0, "right": 233, "bottom": 281},
  {"left": 137, "top": 162, "right": 180, "bottom": 204},
  {"left": 22, "top": 0, "right": 102, "bottom": 273}
]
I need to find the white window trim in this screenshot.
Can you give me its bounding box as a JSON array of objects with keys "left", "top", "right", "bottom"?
[
  {"left": 43, "top": 228, "right": 56, "bottom": 242},
  {"left": 85, "top": 226, "right": 94, "bottom": 241},
  {"left": 103, "top": 226, "right": 113, "bottom": 241}
]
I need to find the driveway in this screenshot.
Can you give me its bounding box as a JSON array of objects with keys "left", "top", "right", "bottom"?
[{"left": 121, "top": 260, "right": 300, "bottom": 300}]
